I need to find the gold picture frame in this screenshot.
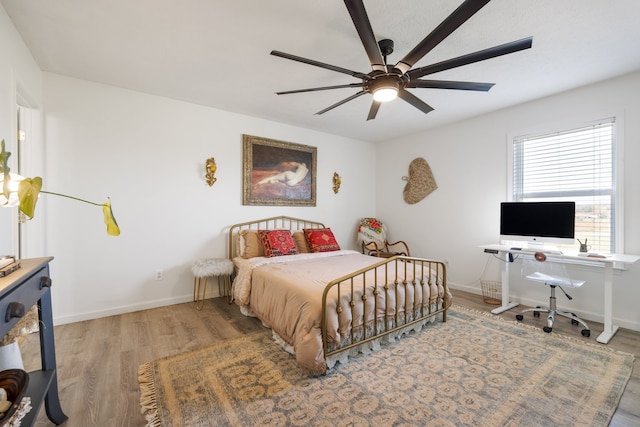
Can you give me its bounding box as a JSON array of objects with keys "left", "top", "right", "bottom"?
[{"left": 242, "top": 134, "right": 317, "bottom": 206}]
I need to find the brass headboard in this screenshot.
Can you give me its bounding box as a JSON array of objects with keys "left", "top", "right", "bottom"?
[{"left": 228, "top": 216, "right": 326, "bottom": 258}]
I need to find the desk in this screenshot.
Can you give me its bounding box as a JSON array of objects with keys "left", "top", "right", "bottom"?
[
  {"left": 0, "top": 257, "right": 67, "bottom": 425},
  {"left": 480, "top": 244, "right": 640, "bottom": 344}
]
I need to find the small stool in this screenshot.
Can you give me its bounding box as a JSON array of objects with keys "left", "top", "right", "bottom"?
[{"left": 191, "top": 258, "right": 234, "bottom": 310}]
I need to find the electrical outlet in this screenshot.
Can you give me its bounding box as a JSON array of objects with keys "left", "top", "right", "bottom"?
[{"left": 155, "top": 270, "right": 163, "bottom": 281}]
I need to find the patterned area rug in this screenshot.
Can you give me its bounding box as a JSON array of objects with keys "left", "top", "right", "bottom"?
[{"left": 139, "top": 306, "right": 634, "bottom": 426}]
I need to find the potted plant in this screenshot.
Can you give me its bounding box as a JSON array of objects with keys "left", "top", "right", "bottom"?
[{"left": 0, "top": 140, "right": 119, "bottom": 236}]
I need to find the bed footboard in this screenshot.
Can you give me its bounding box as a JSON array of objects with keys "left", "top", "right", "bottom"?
[{"left": 321, "top": 256, "right": 448, "bottom": 362}]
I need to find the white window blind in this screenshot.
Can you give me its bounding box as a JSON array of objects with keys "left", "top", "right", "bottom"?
[{"left": 512, "top": 118, "right": 615, "bottom": 253}]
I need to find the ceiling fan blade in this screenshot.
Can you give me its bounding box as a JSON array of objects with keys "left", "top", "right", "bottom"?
[
  {"left": 408, "top": 80, "right": 494, "bottom": 91},
  {"left": 407, "top": 37, "right": 533, "bottom": 80},
  {"left": 397, "top": 90, "right": 434, "bottom": 114},
  {"left": 316, "top": 90, "right": 368, "bottom": 115},
  {"left": 367, "top": 101, "right": 381, "bottom": 121},
  {"left": 344, "top": 0, "right": 386, "bottom": 72},
  {"left": 276, "top": 83, "right": 364, "bottom": 95},
  {"left": 394, "top": 0, "right": 492, "bottom": 74},
  {"left": 271, "top": 50, "right": 369, "bottom": 80}
]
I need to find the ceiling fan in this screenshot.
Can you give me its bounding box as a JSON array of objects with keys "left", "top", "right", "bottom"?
[{"left": 271, "top": 0, "right": 533, "bottom": 120}]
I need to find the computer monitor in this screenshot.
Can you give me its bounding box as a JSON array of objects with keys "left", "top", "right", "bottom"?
[{"left": 499, "top": 201, "right": 576, "bottom": 248}]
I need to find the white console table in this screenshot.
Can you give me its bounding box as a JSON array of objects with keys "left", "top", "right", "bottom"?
[{"left": 480, "top": 244, "right": 640, "bottom": 344}]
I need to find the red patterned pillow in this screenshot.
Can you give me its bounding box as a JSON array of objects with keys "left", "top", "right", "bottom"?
[
  {"left": 257, "top": 230, "right": 299, "bottom": 257},
  {"left": 304, "top": 228, "right": 341, "bottom": 253}
]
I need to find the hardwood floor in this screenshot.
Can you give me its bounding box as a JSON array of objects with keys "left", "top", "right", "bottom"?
[{"left": 19, "top": 289, "right": 639, "bottom": 426}]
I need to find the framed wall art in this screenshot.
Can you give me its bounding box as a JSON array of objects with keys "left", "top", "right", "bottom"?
[{"left": 242, "top": 134, "right": 317, "bottom": 206}]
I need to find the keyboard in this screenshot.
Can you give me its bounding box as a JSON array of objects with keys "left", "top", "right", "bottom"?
[
  {"left": 543, "top": 249, "right": 563, "bottom": 255},
  {"left": 509, "top": 247, "right": 563, "bottom": 255}
]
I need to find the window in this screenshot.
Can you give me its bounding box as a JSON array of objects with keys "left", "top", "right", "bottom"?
[{"left": 510, "top": 118, "right": 617, "bottom": 254}]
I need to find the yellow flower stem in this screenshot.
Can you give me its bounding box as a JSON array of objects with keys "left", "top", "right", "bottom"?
[{"left": 40, "top": 190, "right": 106, "bottom": 207}]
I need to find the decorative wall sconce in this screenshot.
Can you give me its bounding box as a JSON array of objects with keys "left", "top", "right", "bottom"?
[
  {"left": 332, "top": 172, "right": 341, "bottom": 194},
  {"left": 205, "top": 157, "right": 217, "bottom": 186}
]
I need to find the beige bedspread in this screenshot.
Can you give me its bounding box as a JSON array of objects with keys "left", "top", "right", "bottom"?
[{"left": 233, "top": 250, "right": 450, "bottom": 374}]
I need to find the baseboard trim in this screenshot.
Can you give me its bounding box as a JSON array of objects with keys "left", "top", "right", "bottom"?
[
  {"left": 53, "top": 295, "right": 194, "bottom": 325},
  {"left": 53, "top": 282, "right": 639, "bottom": 333},
  {"left": 447, "top": 282, "right": 640, "bottom": 333}
]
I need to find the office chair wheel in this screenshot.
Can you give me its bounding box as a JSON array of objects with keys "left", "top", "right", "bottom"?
[
  {"left": 533, "top": 311, "right": 540, "bottom": 318},
  {"left": 543, "top": 326, "right": 552, "bottom": 333},
  {"left": 516, "top": 314, "right": 524, "bottom": 321},
  {"left": 571, "top": 319, "right": 579, "bottom": 325},
  {"left": 581, "top": 329, "right": 590, "bottom": 337}
]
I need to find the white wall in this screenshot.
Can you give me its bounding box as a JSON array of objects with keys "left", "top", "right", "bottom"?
[
  {"left": 376, "top": 71, "right": 640, "bottom": 331},
  {"left": 42, "top": 73, "right": 376, "bottom": 324},
  {"left": 0, "top": 4, "right": 44, "bottom": 256}
]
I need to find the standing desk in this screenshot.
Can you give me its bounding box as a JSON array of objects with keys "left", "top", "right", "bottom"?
[{"left": 480, "top": 244, "right": 640, "bottom": 344}]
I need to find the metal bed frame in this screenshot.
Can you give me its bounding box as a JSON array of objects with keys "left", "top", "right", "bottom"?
[
  {"left": 321, "top": 255, "right": 447, "bottom": 361},
  {"left": 227, "top": 216, "right": 448, "bottom": 370}
]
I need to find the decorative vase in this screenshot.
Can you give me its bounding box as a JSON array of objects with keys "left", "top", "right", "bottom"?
[{"left": 0, "top": 341, "right": 24, "bottom": 370}]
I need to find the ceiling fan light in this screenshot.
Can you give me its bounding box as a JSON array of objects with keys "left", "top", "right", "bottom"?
[{"left": 372, "top": 87, "right": 398, "bottom": 102}]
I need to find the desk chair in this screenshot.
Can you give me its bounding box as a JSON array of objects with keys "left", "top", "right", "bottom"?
[{"left": 515, "top": 255, "right": 590, "bottom": 337}]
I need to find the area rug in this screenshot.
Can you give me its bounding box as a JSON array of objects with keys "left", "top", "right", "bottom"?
[{"left": 139, "top": 306, "right": 634, "bottom": 426}]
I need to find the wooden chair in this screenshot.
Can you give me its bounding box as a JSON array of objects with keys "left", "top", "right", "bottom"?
[{"left": 357, "top": 217, "right": 410, "bottom": 258}]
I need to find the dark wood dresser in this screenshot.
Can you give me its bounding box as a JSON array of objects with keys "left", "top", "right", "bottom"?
[{"left": 0, "top": 257, "right": 67, "bottom": 425}]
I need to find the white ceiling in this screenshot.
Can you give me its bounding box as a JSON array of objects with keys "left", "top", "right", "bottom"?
[{"left": 3, "top": 0, "right": 640, "bottom": 143}]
